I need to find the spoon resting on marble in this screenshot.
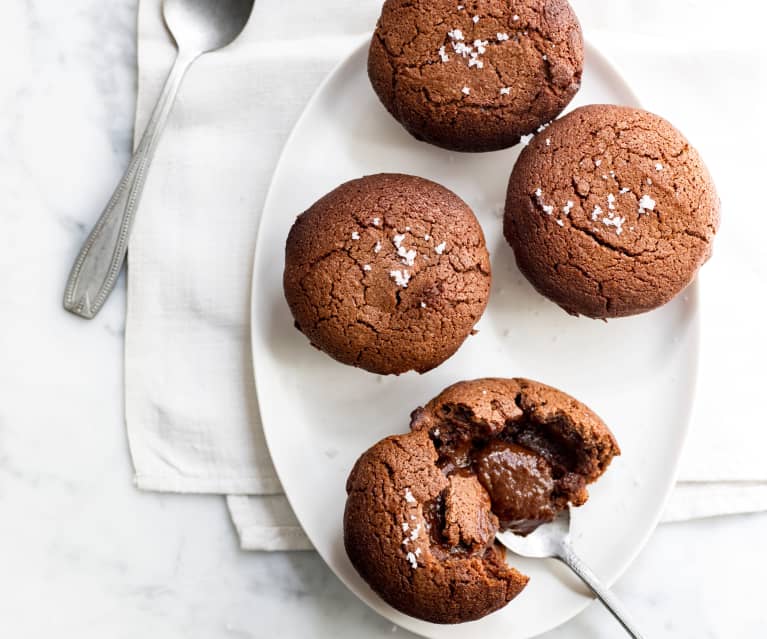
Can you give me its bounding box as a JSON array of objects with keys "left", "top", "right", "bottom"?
[
  {"left": 497, "top": 508, "right": 646, "bottom": 638},
  {"left": 63, "top": 0, "right": 255, "bottom": 319}
]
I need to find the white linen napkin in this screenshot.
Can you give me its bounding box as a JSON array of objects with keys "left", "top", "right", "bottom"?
[
  {"left": 126, "top": 0, "right": 767, "bottom": 550},
  {"left": 126, "top": 0, "right": 377, "bottom": 548}
]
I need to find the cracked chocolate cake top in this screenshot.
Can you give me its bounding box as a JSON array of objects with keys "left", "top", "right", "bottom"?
[
  {"left": 344, "top": 428, "right": 529, "bottom": 624},
  {"left": 343, "top": 378, "right": 619, "bottom": 624},
  {"left": 504, "top": 104, "right": 720, "bottom": 318},
  {"left": 368, "top": 0, "right": 584, "bottom": 152},
  {"left": 283, "top": 173, "right": 491, "bottom": 375}
]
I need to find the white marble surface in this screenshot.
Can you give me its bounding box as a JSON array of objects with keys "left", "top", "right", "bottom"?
[{"left": 0, "top": 1, "right": 765, "bottom": 637}]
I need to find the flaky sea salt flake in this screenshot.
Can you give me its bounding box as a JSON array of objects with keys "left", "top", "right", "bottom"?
[
  {"left": 452, "top": 40, "right": 473, "bottom": 57},
  {"left": 462, "top": 86, "right": 471, "bottom": 95},
  {"left": 435, "top": 241, "right": 447, "bottom": 255},
  {"left": 351, "top": 231, "right": 360, "bottom": 240},
  {"left": 603, "top": 215, "right": 626, "bottom": 235},
  {"left": 497, "top": 32, "right": 510, "bottom": 41},
  {"left": 500, "top": 87, "right": 511, "bottom": 95},
  {"left": 399, "top": 247, "right": 417, "bottom": 267},
  {"left": 404, "top": 488, "right": 416, "bottom": 503},
  {"left": 390, "top": 270, "right": 411, "bottom": 288},
  {"left": 638, "top": 194, "right": 656, "bottom": 215}
]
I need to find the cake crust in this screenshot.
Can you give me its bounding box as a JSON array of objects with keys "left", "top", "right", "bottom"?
[
  {"left": 504, "top": 104, "right": 720, "bottom": 318},
  {"left": 344, "top": 378, "right": 620, "bottom": 624},
  {"left": 368, "top": 0, "right": 584, "bottom": 152},
  {"left": 344, "top": 429, "right": 528, "bottom": 624},
  {"left": 284, "top": 174, "right": 491, "bottom": 375}
]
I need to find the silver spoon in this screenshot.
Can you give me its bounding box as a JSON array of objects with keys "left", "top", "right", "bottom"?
[
  {"left": 497, "top": 509, "right": 646, "bottom": 638},
  {"left": 63, "top": 0, "right": 255, "bottom": 319}
]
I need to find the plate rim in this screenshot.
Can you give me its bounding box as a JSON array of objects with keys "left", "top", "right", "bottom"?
[{"left": 249, "top": 34, "right": 701, "bottom": 637}]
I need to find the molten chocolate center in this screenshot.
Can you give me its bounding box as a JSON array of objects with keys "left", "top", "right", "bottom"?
[
  {"left": 473, "top": 440, "right": 555, "bottom": 535},
  {"left": 433, "top": 429, "right": 563, "bottom": 535}
]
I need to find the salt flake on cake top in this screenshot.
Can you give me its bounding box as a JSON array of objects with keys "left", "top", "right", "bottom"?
[
  {"left": 390, "top": 270, "right": 411, "bottom": 288},
  {"left": 638, "top": 194, "right": 656, "bottom": 215}
]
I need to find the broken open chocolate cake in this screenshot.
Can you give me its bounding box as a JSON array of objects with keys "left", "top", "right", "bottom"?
[{"left": 343, "top": 378, "right": 620, "bottom": 624}]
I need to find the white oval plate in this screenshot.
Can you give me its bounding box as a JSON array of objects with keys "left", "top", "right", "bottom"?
[{"left": 251, "top": 37, "right": 698, "bottom": 639}]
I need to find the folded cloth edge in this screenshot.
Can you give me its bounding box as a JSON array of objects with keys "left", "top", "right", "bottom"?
[
  {"left": 228, "top": 482, "right": 767, "bottom": 552},
  {"left": 227, "top": 496, "right": 313, "bottom": 551}
]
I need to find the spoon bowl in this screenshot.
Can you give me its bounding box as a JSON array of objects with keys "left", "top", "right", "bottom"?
[
  {"left": 164, "top": 0, "right": 255, "bottom": 54},
  {"left": 497, "top": 508, "right": 645, "bottom": 638},
  {"left": 497, "top": 509, "right": 572, "bottom": 559},
  {"left": 64, "top": 0, "right": 256, "bottom": 319}
]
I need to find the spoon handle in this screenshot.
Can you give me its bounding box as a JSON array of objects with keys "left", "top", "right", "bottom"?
[
  {"left": 558, "top": 542, "right": 646, "bottom": 639},
  {"left": 63, "top": 49, "right": 197, "bottom": 319}
]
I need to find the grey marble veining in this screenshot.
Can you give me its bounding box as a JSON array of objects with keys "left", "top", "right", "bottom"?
[{"left": 0, "top": 1, "right": 765, "bottom": 638}]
